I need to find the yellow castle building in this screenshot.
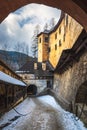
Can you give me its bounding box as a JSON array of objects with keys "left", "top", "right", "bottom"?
[{"left": 38, "top": 11, "right": 83, "bottom": 68}]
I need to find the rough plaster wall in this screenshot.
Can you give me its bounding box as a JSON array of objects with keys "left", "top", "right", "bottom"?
[
  {"left": 53, "top": 51, "right": 87, "bottom": 108},
  {"left": 49, "top": 15, "right": 83, "bottom": 68}
]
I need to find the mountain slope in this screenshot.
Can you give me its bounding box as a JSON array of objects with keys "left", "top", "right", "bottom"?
[{"left": 0, "top": 50, "right": 35, "bottom": 71}]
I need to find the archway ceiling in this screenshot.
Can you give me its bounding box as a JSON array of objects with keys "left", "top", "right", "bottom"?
[{"left": 0, "top": 0, "right": 87, "bottom": 30}]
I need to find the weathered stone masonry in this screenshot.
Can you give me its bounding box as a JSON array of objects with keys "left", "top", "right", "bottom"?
[{"left": 53, "top": 51, "right": 87, "bottom": 110}]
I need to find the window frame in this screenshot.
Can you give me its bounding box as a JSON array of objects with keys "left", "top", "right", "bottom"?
[{"left": 44, "top": 36, "right": 49, "bottom": 43}]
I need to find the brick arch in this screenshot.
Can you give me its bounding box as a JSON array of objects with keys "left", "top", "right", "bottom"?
[{"left": 0, "top": 0, "right": 87, "bottom": 30}]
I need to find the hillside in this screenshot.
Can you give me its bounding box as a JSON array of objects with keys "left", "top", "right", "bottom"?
[{"left": 0, "top": 50, "right": 35, "bottom": 71}]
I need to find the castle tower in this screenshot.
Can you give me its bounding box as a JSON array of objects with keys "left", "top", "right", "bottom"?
[{"left": 37, "top": 30, "right": 49, "bottom": 62}]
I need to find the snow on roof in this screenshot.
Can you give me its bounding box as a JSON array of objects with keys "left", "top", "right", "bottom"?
[
  {"left": 0, "top": 71, "right": 26, "bottom": 86},
  {"left": 16, "top": 71, "right": 30, "bottom": 74}
]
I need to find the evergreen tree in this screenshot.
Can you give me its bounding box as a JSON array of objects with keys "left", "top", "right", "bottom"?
[
  {"left": 43, "top": 23, "right": 49, "bottom": 31},
  {"left": 49, "top": 18, "right": 56, "bottom": 29},
  {"left": 31, "top": 24, "right": 40, "bottom": 58}
]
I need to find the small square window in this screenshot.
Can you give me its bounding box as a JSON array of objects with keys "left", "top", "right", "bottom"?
[
  {"left": 45, "top": 37, "right": 49, "bottom": 42},
  {"left": 34, "top": 63, "right": 37, "bottom": 69},
  {"left": 42, "top": 63, "right": 46, "bottom": 71}
]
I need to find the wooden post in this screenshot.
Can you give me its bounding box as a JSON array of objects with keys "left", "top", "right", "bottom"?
[
  {"left": 75, "top": 104, "right": 78, "bottom": 117},
  {"left": 5, "top": 85, "right": 8, "bottom": 108},
  {"left": 12, "top": 86, "right": 15, "bottom": 103}
]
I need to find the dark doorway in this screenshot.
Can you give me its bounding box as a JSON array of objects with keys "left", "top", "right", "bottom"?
[
  {"left": 27, "top": 85, "right": 37, "bottom": 95},
  {"left": 47, "top": 81, "right": 52, "bottom": 88}
]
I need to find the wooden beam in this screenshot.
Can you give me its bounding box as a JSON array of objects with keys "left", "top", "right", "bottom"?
[{"left": 75, "top": 38, "right": 87, "bottom": 54}]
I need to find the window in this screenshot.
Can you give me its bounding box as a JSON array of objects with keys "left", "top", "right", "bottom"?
[
  {"left": 59, "top": 40, "right": 61, "bottom": 47},
  {"left": 39, "top": 38, "right": 41, "bottom": 43},
  {"left": 63, "top": 34, "right": 65, "bottom": 42},
  {"left": 66, "top": 15, "right": 68, "bottom": 26},
  {"left": 55, "top": 33, "right": 57, "bottom": 39},
  {"left": 59, "top": 27, "right": 61, "bottom": 34},
  {"left": 64, "top": 25, "right": 66, "bottom": 35},
  {"left": 34, "top": 63, "right": 37, "bottom": 70},
  {"left": 55, "top": 44, "right": 57, "bottom": 50},
  {"left": 42, "top": 63, "right": 46, "bottom": 71},
  {"left": 48, "top": 47, "right": 51, "bottom": 52},
  {"left": 45, "top": 37, "right": 49, "bottom": 42}
]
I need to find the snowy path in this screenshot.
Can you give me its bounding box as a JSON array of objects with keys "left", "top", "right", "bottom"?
[{"left": 0, "top": 95, "right": 87, "bottom": 130}]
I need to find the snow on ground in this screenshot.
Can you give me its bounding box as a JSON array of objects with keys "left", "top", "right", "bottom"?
[
  {"left": 0, "top": 98, "right": 36, "bottom": 128},
  {"left": 38, "top": 95, "right": 87, "bottom": 130},
  {"left": 0, "top": 95, "right": 87, "bottom": 130}
]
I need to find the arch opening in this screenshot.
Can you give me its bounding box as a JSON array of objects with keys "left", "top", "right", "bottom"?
[
  {"left": 74, "top": 81, "right": 87, "bottom": 126},
  {"left": 0, "top": 1, "right": 87, "bottom": 30},
  {"left": 76, "top": 81, "right": 87, "bottom": 104},
  {"left": 0, "top": 3, "right": 61, "bottom": 58},
  {"left": 27, "top": 84, "right": 37, "bottom": 95}
]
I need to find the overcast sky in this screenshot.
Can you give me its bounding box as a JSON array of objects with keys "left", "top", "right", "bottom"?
[{"left": 0, "top": 3, "right": 61, "bottom": 56}]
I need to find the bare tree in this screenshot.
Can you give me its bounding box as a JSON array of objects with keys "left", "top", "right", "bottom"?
[
  {"left": 23, "top": 43, "right": 29, "bottom": 62},
  {"left": 1, "top": 42, "right": 10, "bottom": 62},
  {"left": 14, "top": 42, "right": 22, "bottom": 52},
  {"left": 2, "top": 42, "right": 10, "bottom": 51},
  {"left": 21, "top": 42, "right": 29, "bottom": 55},
  {"left": 13, "top": 42, "right": 24, "bottom": 68},
  {"left": 13, "top": 41, "right": 30, "bottom": 68}
]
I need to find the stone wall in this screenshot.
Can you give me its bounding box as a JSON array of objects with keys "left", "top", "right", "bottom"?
[
  {"left": 28, "top": 79, "right": 47, "bottom": 93},
  {"left": 18, "top": 73, "right": 53, "bottom": 93},
  {"left": 53, "top": 51, "right": 87, "bottom": 110}
]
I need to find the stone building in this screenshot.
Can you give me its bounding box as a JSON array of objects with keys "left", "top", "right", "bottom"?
[
  {"left": 17, "top": 59, "right": 54, "bottom": 94},
  {"left": 37, "top": 11, "right": 83, "bottom": 68},
  {"left": 37, "top": 11, "right": 87, "bottom": 124}
]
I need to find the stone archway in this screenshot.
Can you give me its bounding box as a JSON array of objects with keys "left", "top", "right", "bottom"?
[
  {"left": 27, "top": 84, "right": 37, "bottom": 95},
  {"left": 75, "top": 81, "right": 87, "bottom": 104},
  {"left": 0, "top": 0, "right": 87, "bottom": 30},
  {"left": 74, "top": 81, "right": 87, "bottom": 126}
]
